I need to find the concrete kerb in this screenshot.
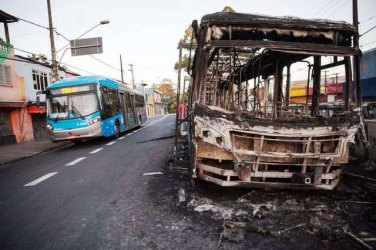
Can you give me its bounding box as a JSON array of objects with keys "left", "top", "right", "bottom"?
[{"left": 0, "top": 141, "right": 72, "bottom": 167}]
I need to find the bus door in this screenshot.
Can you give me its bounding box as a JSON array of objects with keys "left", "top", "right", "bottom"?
[
  {"left": 125, "top": 93, "right": 136, "bottom": 127},
  {"left": 119, "top": 92, "right": 129, "bottom": 129},
  {"left": 130, "top": 94, "right": 138, "bottom": 124}
]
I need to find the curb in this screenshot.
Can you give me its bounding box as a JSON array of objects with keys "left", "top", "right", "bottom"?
[{"left": 0, "top": 142, "right": 72, "bottom": 167}]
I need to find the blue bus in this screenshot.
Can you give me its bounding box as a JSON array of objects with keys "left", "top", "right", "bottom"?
[{"left": 45, "top": 75, "right": 147, "bottom": 143}]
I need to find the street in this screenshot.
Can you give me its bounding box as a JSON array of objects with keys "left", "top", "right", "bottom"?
[
  {"left": 0, "top": 114, "right": 217, "bottom": 249},
  {"left": 0, "top": 114, "right": 375, "bottom": 249}
]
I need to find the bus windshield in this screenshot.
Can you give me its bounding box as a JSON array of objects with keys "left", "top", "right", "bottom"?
[{"left": 48, "top": 93, "right": 99, "bottom": 119}]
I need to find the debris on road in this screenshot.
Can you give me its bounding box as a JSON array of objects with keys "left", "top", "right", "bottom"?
[
  {"left": 347, "top": 231, "right": 374, "bottom": 250},
  {"left": 178, "top": 188, "right": 186, "bottom": 202},
  {"left": 182, "top": 175, "right": 376, "bottom": 249},
  {"left": 143, "top": 172, "right": 164, "bottom": 176}
]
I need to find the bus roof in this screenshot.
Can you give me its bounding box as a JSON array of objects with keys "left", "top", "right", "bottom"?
[
  {"left": 200, "top": 12, "right": 356, "bottom": 33},
  {"left": 47, "top": 75, "right": 113, "bottom": 89},
  {"left": 47, "top": 75, "right": 145, "bottom": 96}
]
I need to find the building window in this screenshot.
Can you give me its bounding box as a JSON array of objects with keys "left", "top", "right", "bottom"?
[
  {"left": 32, "top": 70, "right": 48, "bottom": 91},
  {"left": 0, "top": 64, "right": 12, "bottom": 86}
]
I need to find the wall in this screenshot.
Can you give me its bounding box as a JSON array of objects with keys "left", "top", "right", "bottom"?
[
  {"left": 15, "top": 57, "right": 68, "bottom": 103},
  {"left": 0, "top": 50, "right": 22, "bottom": 102}
]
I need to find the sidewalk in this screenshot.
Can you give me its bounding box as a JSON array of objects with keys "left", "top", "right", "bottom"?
[{"left": 0, "top": 140, "right": 71, "bottom": 166}]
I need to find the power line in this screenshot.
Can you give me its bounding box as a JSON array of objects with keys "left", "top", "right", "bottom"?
[
  {"left": 0, "top": 55, "right": 47, "bottom": 65},
  {"left": 17, "top": 17, "right": 50, "bottom": 30},
  {"left": 317, "top": 0, "right": 344, "bottom": 18},
  {"left": 324, "top": 0, "right": 351, "bottom": 19},
  {"left": 12, "top": 47, "right": 94, "bottom": 75},
  {"left": 89, "top": 55, "right": 130, "bottom": 78},
  {"left": 59, "top": 62, "right": 96, "bottom": 75},
  {"left": 361, "top": 39, "right": 376, "bottom": 47},
  {"left": 16, "top": 15, "right": 124, "bottom": 79},
  {"left": 313, "top": 0, "right": 337, "bottom": 18},
  {"left": 360, "top": 15, "right": 376, "bottom": 23},
  {"left": 360, "top": 25, "right": 376, "bottom": 37},
  {"left": 13, "top": 47, "right": 38, "bottom": 56}
]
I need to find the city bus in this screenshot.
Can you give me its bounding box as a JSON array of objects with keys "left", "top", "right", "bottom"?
[
  {"left": 186, "top": 11, "right": 362, "bottom": 190},
  {"left": 45, "top": 75, "right": 147, "bottom": 143}
]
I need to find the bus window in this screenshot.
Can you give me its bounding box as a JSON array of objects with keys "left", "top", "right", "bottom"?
[
  {"left": 125, "top": 93, "right": 132, "bottom": 113},
  {"left": 101, "top": 87, "right": 112, "bottom": 118},
  {"left": 108, "top": 89, "right": 120, "bottom": 114}
]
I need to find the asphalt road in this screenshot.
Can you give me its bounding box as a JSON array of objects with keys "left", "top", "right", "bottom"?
[
  {"left": 3, "top": 114, "right": 371, "bottom": 250},
  {"left": 0, "top": 114, "right": 219, "bottom": 250}
]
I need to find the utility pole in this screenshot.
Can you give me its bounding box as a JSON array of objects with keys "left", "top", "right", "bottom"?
[
  {"left": 119, "top": 55, "right": 124, "bottom": 84},
  {"left": 334, "top": 73, "right": 339, "bottom": 101},
  {"left": 129, "top": 64, "right": 135, "bottom": 89},
  {"left": 353, "top": 0, "right": 361, "bottom": 107},
  {"left": 324, "top": 70, "right": 328, "bottom": 102},
  {"left": 47, "top": 0, "right": 59, "bottom": 83},
  {"left": 152, "top": 83, "right": 155, "bottom": 113}
]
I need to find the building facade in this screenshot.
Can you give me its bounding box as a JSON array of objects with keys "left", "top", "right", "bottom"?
[
  {"left": 0, "top": 11, "right": 32, "bottom": 145},
  {"left": 144, "top": 88, "right": 165, "bottom": 116},
  {"left": 0, "top": 10, "right": 82, "bottom": 144},
  {"left": 14, "top": 55, "right": 80, "bottom": 141}
]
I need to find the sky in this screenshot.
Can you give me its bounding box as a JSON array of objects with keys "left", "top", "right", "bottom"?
[{"left": 1, "top": 0, "right": 376, "bottom": 86}]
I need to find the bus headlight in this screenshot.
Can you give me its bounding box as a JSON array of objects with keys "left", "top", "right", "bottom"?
[
  {"left": 46, "top": 124, "right": 53, "bottom": 130},
  {"left": 88, "top": 117, "right": 101, "bottom": 125}
]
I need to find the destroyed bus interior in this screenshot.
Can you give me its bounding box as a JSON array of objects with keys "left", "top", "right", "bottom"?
[{"left": 186, "top": 12, "right": 362, "bottom": 190}]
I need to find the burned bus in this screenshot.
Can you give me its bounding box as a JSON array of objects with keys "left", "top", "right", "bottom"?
[{"left": 187, "top": 12, "right": 362, "bottom": 190}]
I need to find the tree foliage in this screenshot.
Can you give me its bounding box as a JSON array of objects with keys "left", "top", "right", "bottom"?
[
  {"left": 28, "top": 54, "right": 50, "bottom": 65},
  {"left": 174, "top": 54, "right": 191, "bottom": 72},
  {"left": 27, "top": 53, "right": 67, "bottom": 71},
  {"left": 155, "top": 79, "right": 177, "bottom": 113},
  {"left": 179, "top": 26, "right": 193, "bottom": 45}
]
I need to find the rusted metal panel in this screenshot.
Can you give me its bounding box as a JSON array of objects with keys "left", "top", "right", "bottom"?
[{"left": 196, "top": 138, "right": 234, "bottom": 160}]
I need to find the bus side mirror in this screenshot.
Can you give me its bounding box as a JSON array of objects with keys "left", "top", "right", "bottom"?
[
  {"left": 36, "top": 90, "right": 46, "bottom": 107},
  {"left": 36, "top": 96, "right": 40, "bottom": 107}
]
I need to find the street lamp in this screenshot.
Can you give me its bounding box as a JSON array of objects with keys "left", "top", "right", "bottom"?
[
  {"left": 55, "top": 20, "right": 110, "bottom": 78},
  {"left": 56, "top": 20, "right": 110, "bottom": 53}
]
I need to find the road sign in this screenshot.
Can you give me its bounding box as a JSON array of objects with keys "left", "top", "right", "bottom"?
[{"left": 70, "top": 37, "right": 103, "bottom": 56}]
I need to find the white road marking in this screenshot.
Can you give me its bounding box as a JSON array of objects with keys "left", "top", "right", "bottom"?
[
  {"left": 117, "top": 136, "right": 125, "bottom": 140},
  {"left": 24, "top": 172, "right": 58, "bottom": 186},
  {"left": 144, "top": 115, "right": 171, "bottom": 128},
  {"left": 106, "top": 141, "right": 117, "bottom": 145},
  {"left": 65, "top": 157, "right": 86, "bottom": 166},
  {"left": 90, "top": 148, "right": 104, "bottom": 154},
  {"left": 128, "top": 133, "right": 133, "bottom": 136}
]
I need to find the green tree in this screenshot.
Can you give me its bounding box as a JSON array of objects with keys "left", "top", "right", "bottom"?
[
  {"left": 28, "top": 54, "right": 50, "bottom": 65},
  {"left": 155, "top": 79, "right": 177, "bottom": 113},
  {"left": 28, "top": 53, "right": 67, "bottom": 71},
  {"left": 174, "top": 54, "right": 191, "bottom": 72}
]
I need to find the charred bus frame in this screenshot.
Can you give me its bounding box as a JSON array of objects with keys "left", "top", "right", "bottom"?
[{"left": 187, "top": 12, "right": 362, "bottom": 190}]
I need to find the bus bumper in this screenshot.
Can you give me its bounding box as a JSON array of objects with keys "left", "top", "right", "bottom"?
[{"left": 47, "top": 122, "right": 102, "bottom": 142}]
